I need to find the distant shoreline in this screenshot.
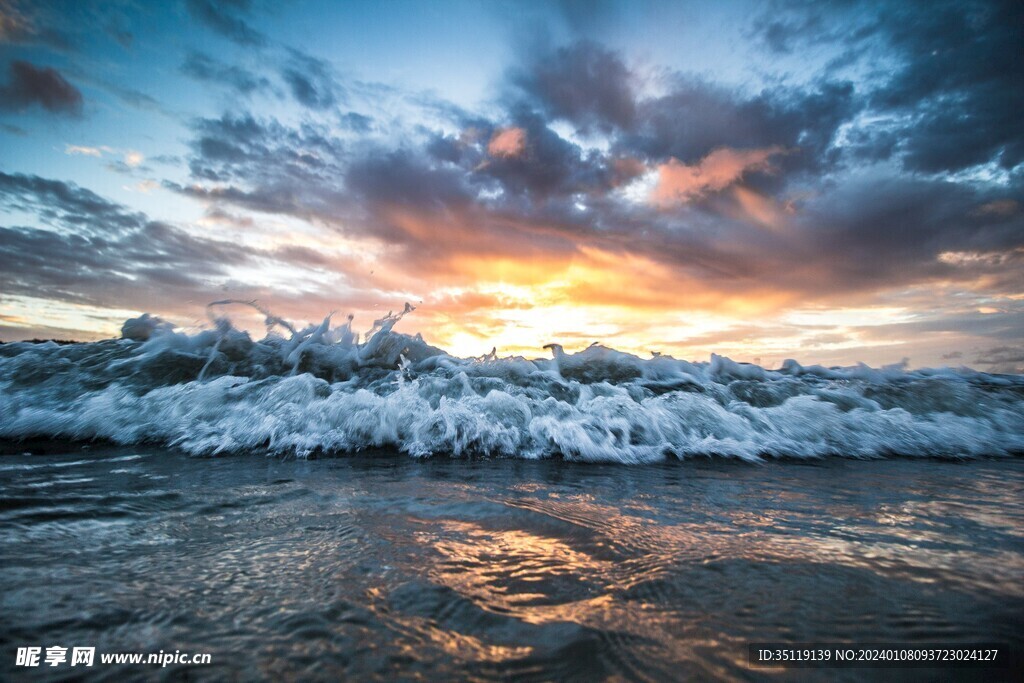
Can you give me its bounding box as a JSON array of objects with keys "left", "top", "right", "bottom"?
[{"left": 0, "top": 338, "right": 83, "bottom": 345}]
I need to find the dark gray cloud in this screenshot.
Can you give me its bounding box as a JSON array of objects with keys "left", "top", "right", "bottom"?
[
  {"left": 164, "top": 113, "right": 362, "bottom": 244},
  {"left": 791, "top": 175, "right": 1024, "bottom": 293},
  {"left": 513, "top": 41, "right": 636, "bottom": 134},
  {"left": 857, "top": 308, "right": 1024, "bottom": 346},
  {"left": 338, "top": 111, "right": 373, "bottom": 133},
  {"left": 751, "top": 0, "right": 1024, "bottom": 175},
  {"left": 0, "top": 171, "right": 365, "bottom": 323},
  {"left": 871, "top": 0, "right": 1023, "bottom": 173},
  {"left": 160, "top": 26, "right": 1024, "bottom": 344},
  {"left": 555, "top": 0, "right": 621, "bottom": 35},
  {"left": 184, "top": 0, "right": 266, "bottom": 47},
  {"left": 202, "top": 206, "right": 254, "bottom": 228},
  {"left": 973, "top": 346, "right": 1024, "bottom": 374},
  {"left": 0, "top": 171, "right": 139, "bottom": 234},
  {"left": 181, "top": 51, "right": 272, "bottom": 96},
  {"left": 628, "top": 78, "right": 855, "bottom": 175},
  {"left": 281, "top": 49, "right": 343, "bottom": 110},
  {"left": 337, "top": 146, "right": 590, "bottom": 271},
  {"left": 512, "top": 40, "right": 856, "bottom": 180},
  {"left": 0, "top": 0, "right": 73, "bottom": 50},
  {"left": 105, "top": 160, "right": 152, "bottom": 176},
  {"left": 0, "top": 221, "right": 232, "bottom": 306},
  {"left": 345, "top": 150, "right": 470, "bottom": 214},
  {"left": 754, "top": 12, "right": 826, "bottom": 55},
  {"left": 174, "top": 111, "right": 590, "bottom": 271},
  {"left": 173, "top": 94, "right": 1024, "bottom": 308},
  {"left": 168, "top": 180, "right": 313, "bottom": 220},
  {"left": 479, "top": 110, "right": 623, "bottom": 201},
  {"left": 0, "top": 60, "right": 82, "bottom": 115},
  {"left": 0, "top": 3, "right": 1019, "bottom": 359},
  {"left": 187, "top": 113, "right": 346, "bottom": 180},
  {"left": 177, "top": 105, "right": 632, "bottom": 245},
  {"left": 95, "top": 80, "right": 162, "bottom": 112},
  {"left": 749, "top": 2, "right": 879, "bottom": 56},
  {"left": 0, "top": 172, "right": 250, "bottom": 309},
  {"left": 1, "top": 123, "right": 28, "bottom": 136}
]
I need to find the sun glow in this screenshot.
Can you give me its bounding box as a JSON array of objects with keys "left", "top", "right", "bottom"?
[{"left": 407, "top": 245, "right": 800, "bottom": 358}]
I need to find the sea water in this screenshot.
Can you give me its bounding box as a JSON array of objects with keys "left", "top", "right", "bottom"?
[
  {"left": 1, "top": 305, "right": 1022, "bottom": 680},
  {"left": 1, "top": 303, "right": 1023, "bottom": 461},
  {"left": 0, "top": 448, "right": 1021, "bottom": 680}
]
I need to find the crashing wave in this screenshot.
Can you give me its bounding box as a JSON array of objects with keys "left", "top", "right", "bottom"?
[{"left": 1, "top": 302, "right": 1022, "bottom": 462}]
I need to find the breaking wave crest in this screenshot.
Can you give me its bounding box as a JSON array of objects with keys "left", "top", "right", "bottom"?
[{"left": 2, "top": 302, "right": 1023, "bottom": 462}]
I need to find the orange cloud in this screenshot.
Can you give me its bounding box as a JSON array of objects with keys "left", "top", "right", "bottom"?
[
  {"left": 405, "top": 243, "right": 801, "bottom": 357},
  {"left": 651, "top": 147, "right": 783, "bottom": 206},
  {"left": 175, "top": 185, "right": 816, "bottom": 360},
  {"left": 487, "top": 127, "right": 526, "bottom": 158}
]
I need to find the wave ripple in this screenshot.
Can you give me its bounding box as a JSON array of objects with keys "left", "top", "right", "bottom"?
[{"left": 2, "top": 303, "right": 1022, "bottom": 461}]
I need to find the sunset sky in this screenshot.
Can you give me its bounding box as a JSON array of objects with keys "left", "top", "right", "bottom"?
[{"left": 1, "top": 0, "right": 1022, "bottom": 371}]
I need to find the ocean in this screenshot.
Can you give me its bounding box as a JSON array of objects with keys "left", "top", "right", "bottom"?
[
  {"left": 1, "top": 448, "right": 1021, "bottom": 681},
  {"left": 1, "top": 308, "right": 1022, "bottom": 680}
]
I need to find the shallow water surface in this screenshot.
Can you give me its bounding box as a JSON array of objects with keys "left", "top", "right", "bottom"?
[{"left": 1, "top": 447, "right": 1022, "bottom": 681}]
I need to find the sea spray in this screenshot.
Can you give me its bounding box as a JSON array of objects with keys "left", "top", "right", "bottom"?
[{"left": 2, "top": 303, "right": 1022, "bottom": 461}]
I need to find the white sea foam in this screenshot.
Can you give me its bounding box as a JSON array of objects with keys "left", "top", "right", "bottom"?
[{"left": 2, "top": 304, "right": 1022, "bottom": 462}]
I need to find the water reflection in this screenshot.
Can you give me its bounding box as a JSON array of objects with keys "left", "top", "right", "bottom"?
[{"left": 0, "top": 448, "right": 1021, "bottom": 681}]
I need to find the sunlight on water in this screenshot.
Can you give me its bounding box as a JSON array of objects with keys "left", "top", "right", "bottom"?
[{"left": 1, "top": 449, "right": 1020, "bottom": 681}]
